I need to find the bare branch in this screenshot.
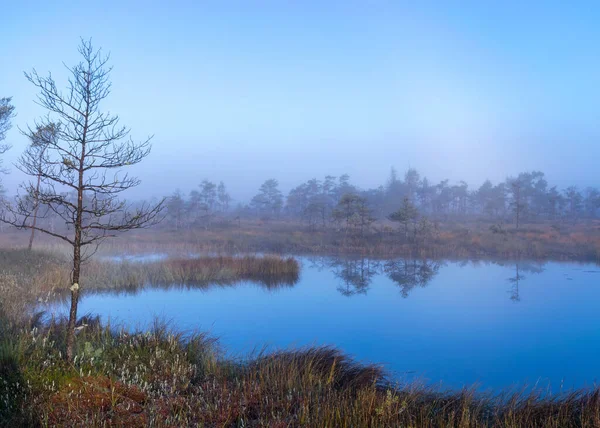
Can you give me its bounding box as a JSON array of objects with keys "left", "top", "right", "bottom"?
[{"left": 0, "top": 39, "right": 165, "bottom": 361}]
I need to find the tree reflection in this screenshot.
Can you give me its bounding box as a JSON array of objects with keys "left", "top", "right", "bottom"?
[
  {"left": 383, "top": 259, "right": 442, "bottom": 298},
  {"left": 331, "top": 258, "right": 381, "bottom": 296},
  {"left": 507, "top": 260, "right": 545, "bottom": 302},
  {"left": 508, "top": 263, "right": 524, "bottom": 302},
  {"left": 311, "top": 256, "right": 443, "bottom": 297}
]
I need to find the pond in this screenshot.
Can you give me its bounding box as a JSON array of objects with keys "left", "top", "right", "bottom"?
[{"left": 44, "top": 256, "right": 600, "bottom": 392}]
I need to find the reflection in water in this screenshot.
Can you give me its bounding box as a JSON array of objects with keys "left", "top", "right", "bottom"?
[
  {"left": 49, "top": 256, "right": 550, "bottom": 304},
  {"left": 384, "top": 259, "right": 443, "bottom": 298},
  {"left": 40, "top": 256, "right": 600, "bottom": 392},
  {"left": 308, "top": 257, "right": 442, "bottom": 298},
  {"left": 506, "top": 261, "right": 545, "bottom": 302},
  {"left": 49, "top": 270, "right": 299, "bottom": 305},
  {"left": 332, "top": 259, "right": 381, "bottom": 297},
  {"left": 82, "top": 276, "right": 298, "bottom": 298},
  {"left": 307, "top": 257, "right": 381, "bottom": 296}
]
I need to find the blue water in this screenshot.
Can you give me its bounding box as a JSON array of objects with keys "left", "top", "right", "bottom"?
[{"left": 45, "top": 257, "right": 600, "bottom": 392}]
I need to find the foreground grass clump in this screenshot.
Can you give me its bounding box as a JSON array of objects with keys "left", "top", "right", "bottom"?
[{"left": 3, "top": 315, "right": 600, "bottom": 427}]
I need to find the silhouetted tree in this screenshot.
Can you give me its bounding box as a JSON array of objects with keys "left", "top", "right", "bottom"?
[
  {"left": 321, "top": 175, "right": 338, "bottom": 224},
  {"left": 547, "top": 186, "right": 564, "bottom": 219},
  {"left": 198, "top": 180, "right": 217, "bottom": 228},
  {"left": 564, "top": 186, "right": 583, "bottom": 219},
  {"left": 1, "top": 40, "right": 164, "bottom": 361},
  {"left": 584, "top": 187, "right": 600, "bottom": 218},
  {"left": 163, "top": 167, "right": 600, "bottom": 229},
  {"left": 217, "top": 181, "right": 231, "bottom": 212},
  {"left": 332, "top": 193, "right": 362, "bottom": 233},
  {"left": 451, "top": 181, "right": 469, "bottom": 215},
  {"left": 167, "top": 190, "right": 186, "bottom": 230},
  {"left": 0, "top": 97, "right": 15, "bottom": 177},
  {"left": 388, "top": 197, "right": 419, "bottom": 239},
  {"left": 22, "top": 123, "right": 58, "bottom": 250},
  {"left": 363, "top": 186, "right": 386, "bottom": 219},
  {"left": 354, "top": 196, "right": 375, "bottom": 237},
  {"left": 286, "top": 178, "right": 323, "bottom": 223},
  {"left": 507, "top": 177, "right": 525, "bottom": 228},
  {"left": 404, "top": 168, "right": 420, "bottom": 202},
  {"left": 251, "top": 179, "right": 283, "bottom": 218},
  {"left": 416, "top": 177, "right": 434, "bottom": 214},
  {"left": 335, "top": 174, "right": 356, "bottom": 200}
]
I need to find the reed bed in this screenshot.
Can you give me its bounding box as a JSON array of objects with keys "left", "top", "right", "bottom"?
[
  {"left": 152, "top": 255, "right": 300, "bottom": 286},
  {"left": 0, "top": 251, "right": 300, "bottom": 312},
  {"left": 73, "top": 255, "right": 301, "bottom": 298}
]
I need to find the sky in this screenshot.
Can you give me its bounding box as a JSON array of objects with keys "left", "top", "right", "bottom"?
[{"left": 1, "top": 1, "right": 599, "bottom": 202}]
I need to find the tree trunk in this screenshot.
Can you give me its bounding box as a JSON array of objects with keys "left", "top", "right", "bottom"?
[
  {"left": 66, "top": 180, "right": 84, "bottom": 361},
  {"left": 66, "top": 74, "right": 88, "bottom": 362},
  {"left": 66, "top": 238, "right": 81, "bottom": 362},
  {"left": 66, "top": 156, "right": 85, "bottom": 361},
  {"left": 28, "top": 172, "right": 42, "bottom": 251}
]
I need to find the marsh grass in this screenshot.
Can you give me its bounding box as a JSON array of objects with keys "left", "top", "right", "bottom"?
[
  {"left": 0, "top": 250, "right": 300, "bottom": 312},
  {"left": 87, "top": 219, "right": 600, "bottom": 263},
  {"left": 2, "top": 247, "right": 600, "bottom": 425},
  {"left": 2, "top": 218, "right": 600, "bottom": 262},
  {"left": 70, "top": 255, "right": 301, "bottom": 299},
  {"left": 3, "top": 313, "right": 600, "bottom": 427}
]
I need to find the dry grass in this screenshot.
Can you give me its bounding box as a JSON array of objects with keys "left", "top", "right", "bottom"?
[
  {"left": 94, "top": 219, "right": 600, "bottom": 263},
  {"left": 1, "top": 230, "right": 600, "bottom": 426},
  {"left": 0, "top": 250, "right": 298, "bottom": 302},
  {"left": 2, "top": 315, "right": 600, "bottom": 427},
  {"left": 1, "top": 218, "right": 599, "bottom": 262}
]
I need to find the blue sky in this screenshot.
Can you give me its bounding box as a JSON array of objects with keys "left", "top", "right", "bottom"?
[{"left": 1, "top": 1, "right": 599, "bottom": 201}]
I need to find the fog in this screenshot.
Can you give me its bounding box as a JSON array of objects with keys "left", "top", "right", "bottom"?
[{"left": 1, "top": 2, "right": 599, "bottom": 202}]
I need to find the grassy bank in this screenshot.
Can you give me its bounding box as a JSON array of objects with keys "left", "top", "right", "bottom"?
[
  {"left": 1, "top": 248, "right": 600, "bottom": 426},
  {"left": 2, "top": 315, "right": 600, "bottom": 427},
  {"left": 1, "top": 218, "right": 599, "bottom": 262},
  {"left": 90, "top": 219, "right": 600, "bottom": 263}
]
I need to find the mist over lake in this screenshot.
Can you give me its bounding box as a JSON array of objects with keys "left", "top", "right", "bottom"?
[{"left": 3, "top": 2, "right": 600, "bottom": 425}]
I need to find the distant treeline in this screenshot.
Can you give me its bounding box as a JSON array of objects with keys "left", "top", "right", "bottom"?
[{"left": 163, "top": 169, "right": 600, "bottom": 231}]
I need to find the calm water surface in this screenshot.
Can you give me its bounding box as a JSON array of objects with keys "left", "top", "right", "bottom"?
[{"left": 45, "top": 257, "right": 600, "bottom": 392}]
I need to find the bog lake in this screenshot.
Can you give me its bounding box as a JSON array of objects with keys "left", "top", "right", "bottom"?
[{"left": 44, "top": 255, "right": 600, "bottom": 392}]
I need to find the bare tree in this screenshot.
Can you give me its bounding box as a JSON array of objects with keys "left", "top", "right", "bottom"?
[
  {"left": 507, "top": 177, "right": 525, "bottom": 229},
  {"left": 1, "top": 40, "right": 164, "bottom": 361},
  {"left": 22, "top": 124, "right": 58, "bottom": 250},
  {"left": 0, "top": 97, "right": 15, "bottom": 174}
]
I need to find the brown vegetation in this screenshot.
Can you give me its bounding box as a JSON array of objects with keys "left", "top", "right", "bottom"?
[
  {"left": 3, "top": 316, "right": 600, "bottom": 427},
  {"left": 0, "top": 247, "right": 599, "bottom": 426},
  {"left": 94, "top": 219, "right": 600, "bottom": 263},
  {"left": 0, "top": 250, "right": 299, "bottom": 322},
  {"left": 4, "top": 216, "right": 599, "bottom": 263}
]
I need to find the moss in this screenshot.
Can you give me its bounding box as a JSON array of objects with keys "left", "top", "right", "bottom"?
[{"left": 47, "top": 376, "right": 147, "bottom": 427}]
